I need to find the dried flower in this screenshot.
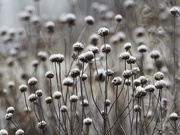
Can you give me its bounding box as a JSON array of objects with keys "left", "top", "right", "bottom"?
[
  {"left": 133, "top": 79, "right": 141, "bottom": 86},
  {"left": 45, "top": 96, "right": 52, "bottom": 104},
  {"left": 101, "top": 44, "right": 111, "bottom": 53},
  {"left": 89, "top": 33, "right": 99, "bottom": 46},
  {"left": 49, "top": 54, "right": 64, "bottom": 63},
  {"left": 83, "top": 117, "right": 92, "bottom": 126},
  {"left": 36, "top": 90, "right": 43, "bottom": 97},
  {"left": 7, "top": 106, "right": 15, "bottom": 114},
  {"left": 155, "top": 80, "right": 166, "bottom": 89},
  {"left": 139, "top": 76, "right": 148, "bottom": 85},
  {"left": 123, "top": 42, "right": 131, "bottom": 51},
  {"left": 145, "top": 84, "right": 155, "bottom": 92},
  {"left": 70, "top": 68, "right": 80, "bottom": 78},
  {"left": 45, "top": 21, "right": 55, "bottom": 33},
  {"left": 150, "top": 50, "right": 160, "bottom": 59},
  {"left": 125, "top": 79, "right": 131, "bottom": 86},
  {"left": 60, "top": 105, "right": 68, "bottom": 112},
  {"left": 134, "top": 105, "right": 141, "bottom": 112},
  {"left": 73, "top": 42, "right": 84, "bottom": 52},
  {"left": 0, "top": 129, "right": 8, "bottom": 135},
  {"left": 94, "top": 69, "right": 106, "bottom": 82},
  {"left": 137, "top": 45, "right": 147, "bottom": 53},
  {"left": 19, "top": 84, "right": 28, "bottom": 93},
  {"left": 154, "top": 72, "right": 164, "bottom": 80},
  {"left": 127, "top": 56, "right": 136, "bottom": 64},
  {"left": 131, "top": 67, "right": 140, "bottom": 75},
  {"left": 98, "top": 27, "right": 109, "bottom": 37},
  {"left": 32, "top": 60, "right": 39, "bottom": 67},
  {"left": 85, "top": 16, "right": 95, "bottom": 25},
  {"left": 81, "top": 73, "right": 88, "bottom": 81},
  {"left": 37, "top": 51, "right": 47, "bottom": 61},
  {"left": 53, "top": 91, "right": 62, "bottom": 99},
  {"left": 69, "top": 95, "right": 78, "bottom": 102},
  {"left": 62, "top": 77, "right": 73, "bottom": 86},
  {"left": 122, "top": 70, "right": 132, "bottom": 78},
  {"left": 170, "top": 6, "right": 179, "bottom": 16},
  {"left": 135, "top": 86, "right": 147, "bottom": 98},
  {"left": 37, "top": 121, "right": 46, "bottom": 129},
  {"left": 15, "top": 129, "right": 24, "bottom": 135},
  {"left": 82, "top": 99, "right": 89, "bottom": 107},
  {"left": 105, "top": 69, "right": 114, "bottom": 76},
  {"left": 134, "top": 27, "right": 145, "bottom": 37},
  {"left": 28, "top": 94, "right": 37, "bottom": 102},
  {"left": 45, "top": 71, "right": 54, "bottom": 79},
  {"left": 119, "top": 52, "right": 130, "bottom": 60},
  {"left": 105, "top": 99, "right": 111, "bottom": 106},
  {"left": 115, "top": 14, "right": 122, "bottom": 22},
  {"left": 84, "top": 51, "right": 94, "bottom": 61},
  {"left": 112, "top": 77, "right": 122, "bottom": 85},
  {"left": 66, "top": 13, "right": 76, "bottom": 26},
  {"left": 169, "top": 112, "right": 179, "bottom": 121},
  {"left": 28, "top": 77, "right": 38, "bottom": 86},
  {"left": 5, "top": 113, "right": 13, "bottom": 120}
]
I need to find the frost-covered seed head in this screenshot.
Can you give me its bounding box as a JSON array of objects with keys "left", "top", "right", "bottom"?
[
  {"left": 85, "top": 16, "right": 95, "bottom": 25},
  {"left": 170, "top": 6, "right": 179, "bottom": 16},
  {"left": 150, "top": 50, "right": 160, "bottom": 59},
  {"left": 25, "top": 5, "right": 35, "bottom": 14},
  {"left": 37, "top": 51, "right": 47, "bottom": 61},
  {"left": 81, "top": 73, "right": 88, "bottom": 81},
  {"left": 31, "top": 16, "right": 40, "bottom": 25},
  {"left": 49, "top": 54, "right": 64, "bottom": 63},
  {"left": 105, "top": 99, "right": 111, "bottom": 106},
  {"left": 60, "top": 105, "right": 68, "bottom": 112},
  {"left": 8, "top": 81, "right": 15, "bottom": 89},
  {"left": 37, "top": 121, "right": 46, "bottom": 129},
  {"left": 89, "top": 33, "right": 99, "bottom": 46},
  {"left": 133, "top": 79, "right": 141, "bottom": 86},
  {"left": 134, "top": 105, "right": 141, "bottom": 112},
  {"left": 78, "top": 53, "right": 87, "bottom": 63},
  {"left": 122, "top": 70, "right": 132, "bottom": 78},
  {"left": 139, "top": 76, "right": 148, "bottom": 85},
  {"left": 98, "top": 27, "right": 109, "bottom": 37},
  {"left": 28, "top": 94, "right": 37, "bottom": 102},
  {"left": 19, "top": 84, "right": 28, "bottom": 93},
  {"left": 84, "top": 51, "right": 94, "bottom": 61},
  {"left": 0, "top": 26, "right": 8, "bottom": 36},
  {"left": 86, "top": 45, "right": 99, "bottom": 54},
  {"left": 169, "top": 112, "right": 179, "bottom": 121},
  {"left": 0, "top": 129, "right": 8, "bottom": 135},
  {"left": 66, "top": 13, "right": 76, "bottom": 26},
  {"left": 112, "top": 77, "right": 122, "bottom": 85},
  {"left": 32, "top": 60, "right": 39, "bottom": 67},
  {"left": 45, "top": 71, "right": 54, "bottom": 79},
  {"left": 134, "top": 27, "right": 145, "bottom": 37},
  {"left": 155, "top": 80, "right": 166, "bottom": 89},
  {"left": 45, "top": 21, "right": 55, "bottom": 33},
  {"left": 15, "top": 129, "right": 24, "bottom": 135},
  {"left": 62, "top": 77, "right": 73, "bottom": 86},
  {"left": 53, "top": 91, "right": 62, "bottom": 99},
  {"left": 70, "top": 68, "right": 80, "bottom": 78},
  {"left": 73, "top": 42, "right": 84, "bottom": 52},
  {"left": 70, "top": 95, "right": 78, "bottom": 102},
  {"left": 115, "top": 14, "right": 122, "bottom": 22},
  {"left": 131, "top": 67, "right": 140, "bottom": 75},
  {"left": 127, "top": 56, "right": 136, "bottom": 64},
  {"left": 5, "top": 113, "right": 13, "bottom": 120},
  {"left": 20, "top": 11, "right": 30, "bottom": 21},
  {"left": 119, "top": 52, "right": 130, "bottom": 60},
  {"left": 7, "top": 107, "right": 15, "bottom": 114},
  {"left": 101, "top": 44, "right": 111, "bottom": 53},
  {"left": 124, "top": 42, "right": 131, "bottom": 51},
  {"left": 105, "top": 69, "right": 114, "bottom": 76},
  {"left": 45, "top": 97, "right": 52, "bottom": 104},
  {"left": 82, "top": 99, "right": 89, "bottom": 107},
  {"left": 101, "top": 110, "right": 105, "bottom": 116},
  {"left": 154, "top": 72, "right": 164, "bottom": 80},
  {"left": 28, "top": 77, "right": 38, "bottom": 86},
  {"left": 83, "top": 117, "right": 92, "bottom": 126},
  {"left": 137, "top": 45, "right": 147, "bottom": 53},
  {"left": 36, "top": 90, "right": 43, "bottom": 97},
  {"left": 125, "top": 80, "right": 131, "bottom": 86},
  {"left": 94, "top": 69, "right": 105, "bottom": 82},
  {"left": 135, "top": 86, "right": 147, "bottom": 98},
  {"left": 145, "top": 84, "right": 155, "bottom": 92}
]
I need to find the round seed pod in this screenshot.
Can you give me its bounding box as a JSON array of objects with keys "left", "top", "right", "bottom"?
[
  {"left": 28, "top": 77, "right": 38, "bottom": 86},
  {"left": 28, "top": 94, "right": 37, "bottom": 102},
  {"left": 81, "top": 73, "right": 88, "bottom": 81},
  {"left": 69, "top": 95, "right": 78, "bottom": 102},
  {"left": 70, "top": 68, "right": 80, "bottom": 78},
  {"left": 37, "top": 121, "right": 46, "bottom": 129},
  {"left": 73, "top": 42, "right": 84, "bottom": 52},
  {"left": 53, "top": 91, "right": 62, "bottom": 99},
  {"left": 94, "top": 69, "right": 105, "bottom": 82},
  {"left": 150, "top": 50, "right": 160, "bottom": 59},
  {"left": 131, "top": 67, "right": 140, "bottom": 75},
  {"left": 101, "top": 44, "right": 111, "bottom": 53},
  {"left": 66, "top": 13, "right": 76, "bottom": 26},
  {"left": 32, "top": 60, "right": 39, "bottom": 68},
  {"left": 60, "top": 105, "right": 68, "bottom": 112},
  {"left": 127, "top": 56, "right": 136, "bottom": 64},
  {"left": 98, "top": 27, "right": 109, "bottom": 37},
  {"left": 105, "top": 69, "right": 114, "bottom": 76},
  {"left": 62, "top": 77, "right": 73, "bottom": 87},
  {"left": 169, "top": 112, "right": 179, "bottom": 121},
  {"left": 82, "top": 99, "right": 89, "bottom": 107},
  {"left": 170, "top": 6, "right": 179, "bottom": 16},
  {"left": 45, "top": 71, "right": 54, "bottom": 79},
  {"left": 145, "top": 84, "right": 155, "bottom": 93},
  {"left": 85, "top": 16, "right": 95, "bottom": 25},
  {"left": 125, "top": 79, "right": 131, "bottom": 86},
  {"left": 119, "top": 52, "right": 130, "bottom": 60},
  {"left": 139, "top": 76, "right": 148, "bottom": 85},
  {"left": 0, "top": 129, "right": 8, "bottom": 135},
  {"left": 101, "top": 110, "right": 105, "bottom": 117},
  {"left": 83, "top": 117, "right": 92, "bottom": 126},
  {"left": 49, "top": 54, "right": 64, "bottom": 63},
  {"left": 15, "top": 129, "right": 24, "bottom": 135},
  {"left": 134, "top": 105, "right": 141, "bottom": 112},
  {"left": 124, "top": 42, "right": 131, "bottom": 51},
  {"left": 5, "top": 113, "right": 13, "bottom": 120},
  {"left": 7, "top": 106, "right": 15, "bottom": 114},
  {"left": 153, "top": 72, "right": 164, "bottom": 80},
  {"left": 133, "top": 79, "right": 141, "bottom": 87},
  {"left": 115, "top": 14, "right": 122, "bottom": 22},
  {"left": 105, "top": 99, "right": 111, "bottom": 106},
  {"left": 45, "top": 21, "right": 55, "bottom": 33},
  {"left": 36, "top": 90, "right": 43, "bottom": 97},
  {"left": 122, "top": 70, "right": 132, "bottom": 78},
  {"left": 112, "top": 77, "right": 122, "bottom": 85},
  {"left": 19, "top": 84, "right": 28, "bottom": 93},
  {"left": 89, "top": 33, "right": 99, "bottom": 46},
  {"left": 154, "top": 80, "right": 166, "bottom": 89},
  {"left": 137, "top": 45, "right": 147, "bottom": 53},
  {"left": 45, "top": 97, "right": 52, "bottom": 104},
  {"left": 84, "top": 51, "right": 94, "bottom": 61}
]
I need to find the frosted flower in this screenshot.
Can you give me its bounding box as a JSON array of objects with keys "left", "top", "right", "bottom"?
[
  {"left": 94, "top": 69, "right": 105, "bottom": 82},
  {"left": 69, "top": 95, "right": 78, "bottom": 102},
  {"left": 135, "top": 86, "right": 147, "bottom": 98},
  {"left": 36, "top": 90, "right": 43, "bottom": 97},
  {"left": 49, "top": 54, "right": 64, "bottom": 63},
  {"left": 85, "top": 16, "right": 95, "bottom": 25},
  {"left": 115, "top": 14, "right": 122, "bottom": 22},
  {"left": 105, "top": 69, "right": 114, "bottom": 76},
  {"left": 131, "top": 67, "right": 140, "bottom": 75},
  {"left": 8, "top": 81, "right": 15, "bottom": 89},
  {"left": 0, "top": 129, "right": 8, "bottom": 135},
  {"left": 45, "top": 21, "right": 55, "bottom": 33},
  {"left": 137, "top": 45, "right": 147, "bottom": 53},
  {"left": 81, "top": 73, "right": 88, "bottom": 81},
  {"left": 53, "top": 91, "right": 62, "bottom": 99},
  {"left": 169, "top": 112, "right": 179, "bottom": 121},
  {"left": 45, "top": 97, "right": 52, "bottom": 104},
  {"left": 101, "top": 44, "right": 111, "bottom": 53},
  {"left": 19, "top": 84, "right": 28, "bottom": 93},
  {"left": 84, "top": 51, "right": 94, "bottom": 61},
  {"left": 5, "top": 113, "right": 13, "bottom": 120},
  {"left": 89, "top": 33, "right": 99, "bottom": 46},
  {"left": 155, "top": 80, "right": 166, "bottom": 89},
  {"left": 125, "top": 79, "right": 131, "bottom": 86},
  {"left": 7, "top": 106, "right": 15, "bottom": 114},
  {"left": 112, "top": 77, "right": 122, "bottom": 85},
  {"left": 82, "top": 99, "right": 89, "bottom": 107},
  {"left": 119, "top": 52, "right": 130, "bottom": 60},
  {"left": 150, "top": 50, "right": 160, "bottom": 59},
  {"left": 37, "top": 51, "right": 47, "bottom": 61},
  {"left": 145, "top": 84, "right": 155, "bottom": 92},
  {"left": 70, "top": 68, "right": 80, "bottom": 78},
  {"left": 170, "top": 6, "right": 179, "bottom": 16},
  {"left": 123, "top": 0, "right": 135, "bottom": 9},
  {"left": 19, "top": 11, "right": 30, "bottom": 21},
  {"left": 139, "top": 76, "right": 148, "bottom": 85},
  {"left": 28, "top": 94, "right": 37, "bottom": 102},
  {"left": 32, "top": 60, "right": 39, "bottom": 67},
  {"left": 154, "top": 72, "right": 164, "bottom": 80},
  {"left": 122, "top": 70, "right": 132, "bottom": 78},
  {"left": 62, "top": 77, "right": 73, "bottom": 86},
  {"left": 45, "top": 71, "right": 54, "bottom": 79},
  {"left": 28, "top": 77, "right": 38, "bottom": 86},
  {"left": 83, "top": 117, "right": 92, "bottom": 126},
  {"left": 127, "top": 56, "right": 136, "bottom": 64},
  {"left": 124, "top": 42, "right": 131, "bottom": 51},
  {"left": 133, "top": 79, "right": 141, "bottom": 86},
  {"left": 86, "top": 45, "right": 99, "bottom": 54},
  {"left": 134, "top": 27, "right": 145, "bottom": 37},
  {"left": 73, "top": 42, "right": 84, "bottom": 52},
  {"left": 60, "top": 105, "right": 68, "bottom": 112},
  {"left": 105, "top": 99, "right": 111, "bottom": 106},
  {"left": 31, "top": 16, "right": 40, "bottom": 24},
  {"left": 37, "top": 121, "right": 46, "bottom": 129},
  {"left": 98, "top": 27, "right": 109, "bottom": 37},
  {"left": 15, "top": 129, "right": 24, "bottom": 135},
  {"left": 66, "top": 13, "right": 76, "bottom": 26},
  {"left": 134, "top": 105, "right": 141, "bottom": 112}
]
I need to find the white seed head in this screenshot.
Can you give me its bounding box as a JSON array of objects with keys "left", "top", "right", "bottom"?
[
  {"left": 86, "top": 45, "right": 99, "bottom": 54},
  {"left": 89, "top": 33, "right": 99, "bottom": 46},
  {"left": 82, "top": 99, "right": 89, "bottom": 107},
  {"left": 37, "top": 51, "right": 47, "bottom": 61},
  {"left": 155, "top": 80, "right": 166, "bottom": 89},
  {"left": 31, "top": 15, "right": 40, "bottom": 24},
  {"left": 45, "top": 96, "right": 52, "bottom": 104},
  {"left": 127, "top": 56, "right": 136, "bottom": 64},
  {"left": 124, "top": 42, "right": 131, "bottom": 51},
  {"left": 112, "top": 77, "right": 122, "bottom": 85},
  {"left": 94, "top": 68, "right": 106, "bottom": 82},
  {"left": 60, "top": 105, "right": 68, "bottom": 112},
  {"left": 8, "top": 81, "right": 15, "bottom": 89},
  {"left": 5, "top": 113, "right": 13, "bottom": 120},
  {"left": 36, "top": 90, "right": 43, "bottom": 97},
  {"left": 49, "top": 54, "right": 64, "bottom": 63},
  {"left": 150, "top": 50, "right": 160, "bottom": 59},
  {"left": 28, "top": 94, "right": 37, "bottom": 102},
  {"left": 81, "top": 73, "right": 88, "bottom": 81},
  {"left": 105, "top": 69, "right": 114, "bottom": 76},
  {"left": 53, "top": 91, "right": 62, "bottom": 99},
  {"left": 19, "top": 84, "right": 28, "bottom": 93},
  {"left": 101, "top": 44, "right": 111, "bottom": 53},
  {"left": 98, "top": 27, "right": 109, "bottom": 37},
  {"left": 45, "top": 71, "right": 54, "bottom": 79},
  {"left": 31, "top": 60, "right": 39, "bottom": 67},
  {"left": 7, "top": 106, "right": 15, "bottom": 114},
  {"left": 45, "top": 21, "right": 55, "bottom": 33},
  {"left": 73, "top": 42, "right": 84, "bottom": 52},
  {"left": 131, "top": 67, "right": 140, "bottom": 75},
  {"left": 139, "top": 76, "right": 148, "bottom": 85},
  {"left": 70, "top": 68, "right": 80, "bottom": 78},
  {"left": 134, "top": 27, "right": 145, "bottom": 37},
  {"left": 15, "top": 129, "right": 24, "bottom": 135},
  {"left": 115, "top": 14, "right": 122, "bottom": 22},
  {"left": 83, "top": 117, "right": 92, "bottom": 126},
  {"left": 119, "top": 52, "right": 130, "bottom": 60},
  {"left": 154, "top": 72, "right": 164, "bottom": 80},
  {"left": 134, "top": 105, "right": 141, "bottom": 112},
  {"left": 133, "top": 79, "right": 141, "bottom": 86},
  {"left": 84, "top": 51, "right": 94, "bottom": 61},
  {"left": 122, "top": 70, "right": 132, "bottom": 78},
  {"left": 135, "top": 86, "right": 147, "bottom": 98},
  {"left": 137, "top": 44, "right": 147, "bottom": 53},
  {"left": 85, "top": 15, "right": 95, "bottom": 25},
  {"left": 105, "top": 99, "right": 111, "bottom": 106},
  {"left": 145, "top": 84, "right": 155, "bottom": 92},
  {"left": 169, "top": 112, "right": 179, "bottom": 121},
  {"left": 69, "top": 95, "right": 78, "bottom": 102},
  {"left": 37, "top": 121, "right": 46, "bottom": 129},
  {"left": 0, "top": 129, "right": 8, "bottom": 135},
  {"left": 62, "top": 77, "right": 73, "bottom": 86},
  {"left": 19, "top": 11, "right": 30, "bottom": 21},
  {"left": 28, "top": 77, "right": 38, "bottom": 86},
  {"left": 66, "top": 13, "right": 76, "bottom": 25},
  {"left": 170, "top": 6, "right": 179, "bottom": 16},
  {"left": 125, "top": 79, "right": 131, "bottom": 86}
]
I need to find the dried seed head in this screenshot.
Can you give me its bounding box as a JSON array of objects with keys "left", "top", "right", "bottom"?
[
  {"left": 81, "top": 73, "right": 88, "bottom": 81},
  {"left": 36, "top": 90, "right": 43, "bottom": 97},
  {"left": 32, "top": 60, "right": 39, "bottom": 67},
  {"left": 150, "top": 50, "right": 160, "bottom": 59},
  {"left": 127, "top": 56, "right": 136, "bottom": 64},
  {"left": 62, "top": 77, "right": 73, "bottom": 86},
  {"left": 131, "top": 67, "right": 140, "bottom": 75},
  {"left": 169, "top": 112, "right": 179, "bottom": 121},
  {"left": 19, "top": 84, "right": 28, "bottom": 93},
  {"left": 123, "top": 0, "right": 136, "bottom": 9},
  {"left": 45, "top": 21, "right": 55, "bottom": 33},
  {"left": 69, "top": 95, "right": 78, "bottom": 102},
  {"left": 139, "top": 76, "right": 148, "bottom": 85},
  {"left": 133, "top": 79, "right": 141, "bottom": 86},
  {"left": 37, "top": 51, "right": 47, "bottom": 61},
  {"left": 53, "top": 91, "right": 62, "bottom": 99},
  {"left": 94, "top": 69, "right": 106, "bottom": 82},
  {"left": 45, "top": 96, "right": 52, "bottom": 104},
  {"left": 154, "top": 72, "right": 164, "bottom": 80},
  {"left": 125, "top": 79, "right": 131, "bottom": 86},
  {"left": 89, "top": 33, "right": 99, "bottom": 46},
  {"left": 70, "top": 68, "right": 80, "bottom": 78},
  {"left": 85, "top": 16, "right": 95, "bottom": 25},
  {"left": 84, "top": 51, "right": 94, "bottom": 61},
  {"left": 5, "top": 113, "right": 13, "bottom": 120},
  {"left": 135, "top": 86, "right": 147, "bottom": 98},
  {"left": 31, "top": 16, "right": 40, "bottom": 25},
  {"left": 119, "top": 52, "right": 130, "bottom": 60},
  {"left": 49, "top": 53, "right": 64, "bottom": 63},
  {"left": 145, "top": 84, "right": 155, "bottom": 93},
  {"left": 7, "top": 106, "right": 15, "bottom": 114},
  {"left": 117, "top": 31, "right": 126, "bottom": 42},
  {"left": 162, "top": 98, "right": 168, "bottom": 108},
  {"left": 28, "top": 77, "right": 38, "bottom": 86},
  {"left": 66, "top": 13, "right": 76, "bottom": 26},
  {"left": 20, "top": 11, "right": 30, "bottom": 21},
  {"left": 134, "top": 105, "right": 141, "bottom": 112},
  {"left": 105, "top": 69, "right": 114, "bottom": 76},
  {"left": 98, "top": 27, "right": 109, "bottom": 37},
  {"left": 105, "top": 11, "right": 115, "bottom": 20},
  {"left": 73, "top": 42, "right": 84, "bottom": 52},
  {"left": 0, "top": 129, "right": 8, "bottom": 135},
  {"left": 83, "top": 117, "right": 92, "bottom": 126},
  {"left": 37, "top": 121, "right": 46, "bottom": 129},
  {"left": 82, "top": 99, "right": 89, "bottom": 107},
  {"left": 101, "top": 110, "right": 105, "bottom": 116},
  {"left": 15, "top": 129, "right": 24, "bottom": 135},
  {"left": 86, "top": 45, "right": 99, "bottom": 54},
  {"left": 109, "top": 35, "right": 119, "bottom": 45},
  {"left": 28, "top": 94, "right": 37, "bottom": 102},
  {"left": 137, "top": 44, "right": 147, "bottom": 53},
  {"left": 155, "top": 80, "right": 166, "bottom": 89},
  {"left": 0, "top": 26, "right": 8, "bottom": 36},
  {"left": 25, "top": 5, "right": 35, "bottom": 14},
  {"left": 115, "top": 14, "right": 122, "bottom": 22},
  {"left": 78, "top": 53, "right": 87, "bottom": 63},
  {"left": 124, "top": 42, "right": 131, "bottom": 51},
  {"left": 45, "top": 71, "right": 54, "bottom": 79},
  {"left": 60, "top": 105, "right": 68, "bottom": 112},
  {"left": 101, "top": 44, "right": 111, "bottom": 53},
  {"left": 122, "top": 70, "right": 132, "bottom": 78},
  {"left": 170, "top": 6, "right": 179, "bottom": 16},
  {"left": 8, "top": 81, "right": 15, "bottom": 89},
  {"left": 105, "top": 99, "right": 111, "bottom": 106},
  {"left": 134, "top": 27, "right": 145, "bottom": 37},
  {"left": 112, "top": 77, "right": 122, "bottom": 85}
]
